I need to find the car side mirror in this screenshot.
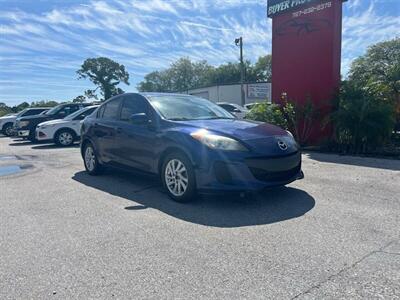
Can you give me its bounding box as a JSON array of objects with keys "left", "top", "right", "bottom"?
[
  {"left": 233, "top": 108, "right": 241, "bottom": 113},
  {"left": 130, "top": 113, "right": 149, "bottom": 125}
]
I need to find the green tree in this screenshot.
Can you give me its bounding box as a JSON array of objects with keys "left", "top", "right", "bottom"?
[
  {"left": 0, "top": 102, "right": 11, "bottom": 117},
  {"left": 209, "top": 62, "right": 241, "bottom": 85},
  {"left": 349, "top": 38, "right": 400, "bottom": 105},
  {"left": 138, "top": 71, "right": 171, "bottom": 92},
  {"left": 15, "top": 102, "right": 30, "bottom": 111},
  {"left": 138, "top": 58, "right": 214, "bottom": 92},
  {"left": 331, "top": 81, "right": 395, "bottom": 153},
  {"left": 72, "top": 95, "right": 86, "bottom": 103},
  {"left": 137, "top": 55, "right": 273, "bottom": 92},
  {"left": 30, "top": 100, "right": 59, "bottom": 107},
  {"left": 77, "top": 57, "right": 130, "bottom": 101},
  {"left": 253, "top": 55, "right": 272, "bottom": 82}
]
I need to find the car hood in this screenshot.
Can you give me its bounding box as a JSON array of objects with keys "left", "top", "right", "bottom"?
[
  {"left": 0, "top": 115, "right": 16, "bottom": 122},
  {"left": 18, "top": 114, "right": 51, "bottom": 122},
  {"left": 175, "top": 119, "right": 287, "bottom": 140},
  {"left": 39, "top": 119, "right": 68, "bottom": 126}
]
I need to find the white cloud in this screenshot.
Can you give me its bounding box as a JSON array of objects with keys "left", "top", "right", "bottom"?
[
  {"left": 341, "top": 1, "right": 400, "bottom": 74},
  {"left": 130, "top": 0, "right": 179, "bottom": 15},
  {"left": 0, "top": 0, "right": 398, "bottom": 104}
]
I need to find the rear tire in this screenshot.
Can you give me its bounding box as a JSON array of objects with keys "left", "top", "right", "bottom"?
[
  {"left": 161, "top": 152, "right": 196, "bottom": 202},
  {"left": 83, "top": 142, "right": 103, "bottom": 175},
  {"left": 55, "top": 129, "right": 76, "bottom": 147}
]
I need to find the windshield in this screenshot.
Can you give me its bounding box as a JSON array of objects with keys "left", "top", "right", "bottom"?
[
  {"left": 44, "top": 105, "right": 61, "bottom": 115},
  {"left": 147, "top": 95, "right": 235, "bottom": 121},
  {"left": 64, "top": 106, "right": 95, "bottom": 120},
  {"left": 16, "top": 109, "right": 28, "bottom": 117}
]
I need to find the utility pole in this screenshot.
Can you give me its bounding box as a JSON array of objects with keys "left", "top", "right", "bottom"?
[{"left": 235, "top": 37, "right": 245, "bottom": 106}]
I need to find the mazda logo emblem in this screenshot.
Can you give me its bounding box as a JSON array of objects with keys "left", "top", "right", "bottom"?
[{"left": 277, "top": 140, "right": 288, "bottom": 151}]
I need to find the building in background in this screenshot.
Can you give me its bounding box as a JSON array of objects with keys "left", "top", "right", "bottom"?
[{"left": 184, "top": 82, "right": 271, "bottom": 106}]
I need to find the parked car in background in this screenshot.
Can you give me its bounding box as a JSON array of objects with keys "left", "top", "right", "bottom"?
[
  {"left": 244, "top": 103, "right": 261, "bottom": 110},
  {"left": 16, "top": 103, "right": 91, "bottom": 141},
  {"left": 0, "top": 113, "right": 17, "bottom": 136},
  {"left": 0, "top": 108, "right": 50, "bottom": 136},
  {"left": 80, "top": 93, "right": 303, "bottom": 202},
  {"left": 36, "top": 105, "right": 98, "bottom": 146},
  {"left": 217, "top": 102, "right": 248, "bottom": 119}
]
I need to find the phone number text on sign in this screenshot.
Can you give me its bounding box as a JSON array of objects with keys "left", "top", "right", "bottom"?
[{"left": 292, "top": 1, "right": 331, "bottom": 17}]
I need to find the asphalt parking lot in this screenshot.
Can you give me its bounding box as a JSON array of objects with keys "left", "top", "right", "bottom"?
[{"left": 0, "top": 136, "right": 399, "bottom": 299}]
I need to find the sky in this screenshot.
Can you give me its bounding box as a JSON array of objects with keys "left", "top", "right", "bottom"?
[{"left": 0, "top": 0, "right": 399, "bottom": 106}]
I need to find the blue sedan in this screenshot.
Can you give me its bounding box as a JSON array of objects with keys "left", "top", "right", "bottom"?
[{"left": 80, "top": 93, "right": 304, "bottom": 202}]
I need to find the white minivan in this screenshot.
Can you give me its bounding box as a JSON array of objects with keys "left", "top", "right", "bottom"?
[{"left": 35, "top": 105, "right": 98, "bottom": 146}]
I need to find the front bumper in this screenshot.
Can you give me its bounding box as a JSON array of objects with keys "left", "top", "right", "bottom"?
[
  {"left": 194, "top": 150, "right": 303, "bottom": 193},
  {"left": 35, "top": 129, "right": 51, "bottom": 141},
  {"left": 18, "top": 130, "right": 30, "bottom": 137}
]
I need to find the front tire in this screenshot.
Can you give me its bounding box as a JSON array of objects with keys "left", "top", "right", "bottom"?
[
  {"left": 83, "top": 142, "right": 103, "bottom": 175},
  {"left": 162, "top": 152, "right": 196, "bottom": 202},
  {"left": 55, "top": 129, "right": 75, "bottom": 146},
  {"left": 2, "top": 123, "right": 14, "bottom": 136}
]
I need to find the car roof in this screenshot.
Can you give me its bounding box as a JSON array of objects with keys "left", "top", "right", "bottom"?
[
  {"left": 139, "top": 92, "right": 199, "bottom": 100},
  {"left": 102, "top": 93, "right": 196, "bottom": 104},
  {"left": 58, "top": 102, "right": 91, "bottom": 106},
  {"left": 84, "top": 105, "right": 99, "bottom": 109},
  {"left": 27, "top": 107, "right": 52, "bottom": 110}
]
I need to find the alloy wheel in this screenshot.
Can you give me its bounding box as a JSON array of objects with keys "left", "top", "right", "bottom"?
[
  {"left": 5, "top": 125, "right": 13, "bottom": 136},
  {"left": 59, "top": 132, "right": 73, "bottom": 146},
  {"left": 85, "top": 146, "right": 96, "bottom": 172},
  {"left": 165, "top": 159, "right": 188, "bottom": 197}
]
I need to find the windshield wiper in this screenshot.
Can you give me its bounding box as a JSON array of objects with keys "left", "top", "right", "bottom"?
[
  {"left": 168, "top": 117, "right": 192, "bottom": 121},
  {"left": 201, "top": 116, "right": 234, "bottom": 120}
]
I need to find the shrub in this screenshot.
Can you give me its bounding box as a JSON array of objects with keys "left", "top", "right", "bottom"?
[
  {"left": 331, "top": 82, "right": 396, "bottom": 153},
  {"left": 245, "top": 102, "right": 288, "bottom": 129},
  {"left": 282, "top": 96, "right": 320, "bottom": 146}
]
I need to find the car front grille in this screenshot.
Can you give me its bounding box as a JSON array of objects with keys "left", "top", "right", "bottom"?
[{"left": 245, "top": 152, "right": 301, "bottom": 183}]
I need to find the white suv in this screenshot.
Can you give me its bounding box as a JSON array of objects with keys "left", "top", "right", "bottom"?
[
  {"left": 0, "top": 113, "right": 17, "bottom": 136},
  {"left": 0, "top": 107, "right": 49, "bottom": 136},
  {"left": 36, "top": 105, "right": 98, "bottom": 146}
]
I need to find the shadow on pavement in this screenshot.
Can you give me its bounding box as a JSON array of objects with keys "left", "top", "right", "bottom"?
[
  {"left": 8, "top": 141, "right": 35, "bottom": 146},
  {"left": 7, "top": 139, "right": 79, "bottom": 150},
  {"left": 72, "top": 169, "right": 315, "bottom": 228},
  {"left": 31, "top": 144, "right": 80, "bottom": 150},
  {"left": 305, "top": 151, "right": 400, "bottom": 171}
]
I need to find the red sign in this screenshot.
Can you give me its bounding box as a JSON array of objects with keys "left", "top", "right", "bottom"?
[{"left": 270, "top": 0, "right": 345, "bottom": 144}]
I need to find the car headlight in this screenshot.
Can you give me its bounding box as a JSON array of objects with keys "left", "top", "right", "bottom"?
[
  {"left": 38, "top": 124, "right": 52, "bottom": 129},
  {"left": 19, "top": 121, "right": 30, "bottom": 127},
  {"left": 284, "top": 131, "right": 299, "bottom": 147},
  {"left": 191, "top": 129, "right": 248, "bottom": 151}
]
